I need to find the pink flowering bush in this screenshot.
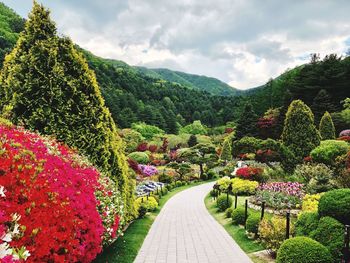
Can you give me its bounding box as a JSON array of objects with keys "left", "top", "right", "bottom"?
[
  {"left": 255, "top": 182, "right": 305, "bottom": 209},
  {"left": 138, "top": 164, "right": 158, "bottom": 177},
  {"left": 0, "top": 123, "right": 123, "bottom": 262}
]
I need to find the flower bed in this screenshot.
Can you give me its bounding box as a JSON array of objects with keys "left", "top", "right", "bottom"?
[
  {"left": 253, "top": 182, "right": 305, "bottom": 209},
  {"left": 0, "top": 124, "right": 123, "bottom": 262}
]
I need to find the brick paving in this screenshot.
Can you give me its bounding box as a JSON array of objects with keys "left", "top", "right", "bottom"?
[{"left": 134, "top": 182, "right": 252, "bottom": 263}]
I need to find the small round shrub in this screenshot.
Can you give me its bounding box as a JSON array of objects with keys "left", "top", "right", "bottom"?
[
  {"left": 246, "top": 213, "right": 260, "bottom": 235},
  {"left": 295, "top": 212, "right": 319, "bottom": 236},
  {"left": 138, "top": 204, "right": 148, "bottom": 218},
  {"left": 175, "top": 181, "right": 183, "bottom": 187},
  {"left": 210, "top": 189, "right": 218, "bottom": 197},
  {"left": 216, "top": 194, "right": 233, "bottom": 212},
  {"left": 162, "top": 187, "right": 168, "bottom": 195},
  {"left": 225, "top": 208, "right": 233, "bottom": 218},
  {"left": 231, "top": 207, "right": 248, "bottom": 225},
  {"left": 310, "top": 140, "right": 349, "bottom": 166},
  {"left": 276, "top": 237, "right": 332, "bottom": 263},
  {"left": 294, "top": 163, "right": 333, "bottom": 183},
  {"left": 128, "top": 151, "right": 150, "bottom": 164},
  {"left": 311, "top": 216, "right": 344, "bottom": 261},
  {"left": 318, "top": 188, "right": 350, "bottom": 224}
]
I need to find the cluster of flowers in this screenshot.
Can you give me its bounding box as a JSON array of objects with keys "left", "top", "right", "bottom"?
[
  {"left": 235, "top": 167, "right": 263, "bottom": 181},
  {"left": 0, "top": 124, "right": 123, "bottom": 262},
  {"left": 340, "top": 129, "right": 350, "bottom": 137},
  {"left": 137, "top": 164, "right": 158, "bottom": 177},
  {"left": 255, "top": 182, "right": 305, "bottom": 209},
  {"left": 258, "top": 182, "right": 305, "bottom": 198},
  {"left": 338, "top": 136, "right": 350, "bottom": 142},
  {"left": 257, "top": 116, "right": 276, "bottom": 129}
]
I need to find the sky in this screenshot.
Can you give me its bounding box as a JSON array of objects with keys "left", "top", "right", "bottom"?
[{"left": 3, "top": 0, "right": 350, "bottom": 90}]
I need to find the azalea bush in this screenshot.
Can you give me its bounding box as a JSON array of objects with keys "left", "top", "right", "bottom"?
[
  {"left": 0, "top": 124, "right": 123, "bottom": 262},
  {"left": 235, "top": 167, "right": 263, "bottom": 181},
  {"left": 255, "top": 182, "right": 304, "bottom": 209},
  {"left": 138, "top": 164, "right": 158, "bottom": 177}
]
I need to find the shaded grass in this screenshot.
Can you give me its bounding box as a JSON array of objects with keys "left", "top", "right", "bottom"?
[
  {"left": 94, "top": 181, "right": 211, "bottom": 263},
  {"left": 205, "top": 194, "right": 266, "bottom": 254}
]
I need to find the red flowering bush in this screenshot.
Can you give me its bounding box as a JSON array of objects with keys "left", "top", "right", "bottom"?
[
  {"left": 225, "top": 127, "right": 234, "bottom": 134},
  {"left": 235, "top": 167, "right": 263, "bottom": 181},
  {"left": 0, "top": 124, "right": 122, "bottom": 262},
  {"left": 136, "top": 142, "right": 148, "bottom": 152},
  {"left": 148, "top": 144, "right": 158, "bottom": 153}
]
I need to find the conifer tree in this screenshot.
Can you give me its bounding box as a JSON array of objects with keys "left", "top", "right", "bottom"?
[
  {"left": 0, "top": 2, "right": 136, "bottom": 220},
  {"left": 282, "top": 100, "right": 320, "bottom": 158},
  {"left": 319, "top": 111, "right": 336, "bottom": 140},
  {"left": 220, "top": 133, "right": 234, "bottom": 161},
  {"left": 235, "top": 102, "right": 258, "bottom": 139}
]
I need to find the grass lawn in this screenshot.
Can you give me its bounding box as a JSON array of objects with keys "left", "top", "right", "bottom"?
[{"left": 94, "top": 180, "right": 211, "bottom": 263}]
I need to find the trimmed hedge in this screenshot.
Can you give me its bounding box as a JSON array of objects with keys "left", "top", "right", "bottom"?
[
  {"left": 276, "top": 237, "right": 332, "bottom": 263},
  {"left": 295, "top": 212, "right": 319, "bottom": 237},
  {"left": 216, "top": 194, "right": 233, "bottom": 212},
  {"left": 311, "top": 216, "right": 344, "bottom": 262},
  {"left": 231, "top": 207, "right": 248, "bottom": 225},
  {"left": 318, "top": 188, "right": 350, "bottom": 225},
  {"left": 246, "top": 213, "right": 260, "bottom": 235}
]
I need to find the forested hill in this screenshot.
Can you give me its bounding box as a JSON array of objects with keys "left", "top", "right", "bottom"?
[
  {"left": 0, "top": 2, "right": 349, "bottom": 132},
  {"left": 135, "top": 67, "right": 241, "bottom": 96}
]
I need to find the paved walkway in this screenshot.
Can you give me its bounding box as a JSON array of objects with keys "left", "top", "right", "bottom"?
[{"left": 134, "top": 182, "right": 252, "bottom": 263}]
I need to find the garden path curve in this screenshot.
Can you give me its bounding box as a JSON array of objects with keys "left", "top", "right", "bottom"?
[{"left": 134, "top": 182, "right": 252, "bottom": 263}]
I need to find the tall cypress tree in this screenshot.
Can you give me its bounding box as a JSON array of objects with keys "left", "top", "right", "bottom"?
[
  {"left": 282, "top": 100, "right": 320, "bottom": 158},
  {"left": 235, "top": 102, "right": 258, "bottom": 139},
  {"left": 319, "top": 111, "right": 336, "bottom": 140},
  {"left": 0, "top": 2, "right": 136, "bottom": 220}
]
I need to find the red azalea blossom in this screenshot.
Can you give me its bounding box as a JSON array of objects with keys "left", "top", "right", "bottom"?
[
  {"left": 235, "top": 167, "right": 263, "bottom": 180},
  {"left": 0, "top": 124, "right": 121, "bottom": 262}
]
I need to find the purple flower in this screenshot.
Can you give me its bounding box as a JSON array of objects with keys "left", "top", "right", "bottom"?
[{"left": 138, "top": 164, "right": 158, "bottom": 177}]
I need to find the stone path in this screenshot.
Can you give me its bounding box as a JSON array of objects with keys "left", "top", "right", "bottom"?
[{"left": 134, "top": 182, "right": 252, "bottom": 263}]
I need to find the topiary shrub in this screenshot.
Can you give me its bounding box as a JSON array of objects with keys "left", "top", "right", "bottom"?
[
  {"left": 295, "top": 212, "right": 319, "bottom": 236},
  {"left": 282, "top": 100, "right": 321, "bottom": 159},
  {"left": 310, "top": 140, "right": 349, "bottom": 166},
  {"left": 319, "top": 111, "right": 336, "bottom": 140},
  {"left": 311, "top": 216, "right": 344, "bottom": 262},
  {"left": 225, "top": 208, "right": 234, "bottom": 218},
  {"left": 318, "top": 188, "right": 350, "bottom": 225},
  {"left": 231, "top": 207, "right": 247, "bottom": 225},
  {"left": 210, "top": 189, "right": 218, "bottom": 198},
  {"left": 128, "top": 151, "right": 150, "bottom": 164},
  {"left": 231, "top": 178, "right": 259, "bottom": 195},
  {"left": 293, "top": 163, "right": 333, "bottom": 184},
  {"left": 175, "top": 181, "right": 183, "bottom": 187},
  {"left": 216, "top": 194, "right": 233, "bottom": 212},
  {"left": 246, "top": 214, "right": 260, "bottom": 236},
  {"left": 276, "top": 237, "right": 332, "bottom": 263}
]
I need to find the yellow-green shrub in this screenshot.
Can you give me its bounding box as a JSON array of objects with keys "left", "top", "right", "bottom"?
[
  {"left": 217, "top": 176, "right": 231, "bottom": 191},
  {"left": 259, "top": 216, "right": 294, "bottom": 253},
  {"left": 302, "top": 193, "right": 322, "bottom": 212},
  {"left": 134, "top": 196, "right": 158, "bottom": 217},
  {"left": 231, "top": 178, "right": 259, "bottom": 195}
]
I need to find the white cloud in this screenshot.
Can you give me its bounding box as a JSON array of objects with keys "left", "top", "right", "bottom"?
[{"left": 2, "top": 0, "right": 350, "bottom": 89}]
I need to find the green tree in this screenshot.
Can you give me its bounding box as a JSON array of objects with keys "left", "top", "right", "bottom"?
[
  {"left": 282, "top": 100, "right": 320, "bottom": 159},
  {"left": 180, "top": 143, "right": 217, "bottom": 179},
  {"left": 0, "top": 2, "right": 136, "bottom": 220},
  {"left": 220, "top": 133, "right": 234, "bottom": 161},
  {"left": 319, "top": 111, "right": 336, "bottom": 140},
  {"left": 235, "top": 102, "right": 258, "bottom": 139},
  {"left": 187, "top": 134, "right": 198, "bottom": 147},
  {"left": 180, "top": 120, "right": 207, "bottom": 135},
  {"left": 167, "top": 162, "right": 192, "bottom": 181}
]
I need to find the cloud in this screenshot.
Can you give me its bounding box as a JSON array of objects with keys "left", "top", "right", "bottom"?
[{"left": 2, "top": 0, "right": 350, "bottom": 89}]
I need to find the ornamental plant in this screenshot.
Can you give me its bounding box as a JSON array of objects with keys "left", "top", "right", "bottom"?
[
  {"left": 0, "top": 124, "right": 123, "bottom": 262},
  {"left": 255, "top": 182, "right": 304, "bottom": 209},
  {"left": 231, "top": 178, "right": 259, "bottom": 195},
  {"left": 235, "top": 167, "right": 263, "bottom": 181},
  {"left": 138, "top": 164, "right": 158, "bottom": 177},
  {"left": 319, "top": 111, "right": 336, "bottom": 140},
  {"left": 0, "top": 2, "right": 134, "bottom": 221},
  {"left": 301, "top": 194, "right": 322, "bottom": 212},
  {"left": 282, "top": 100, "right": 320, "bottom": 159}
]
